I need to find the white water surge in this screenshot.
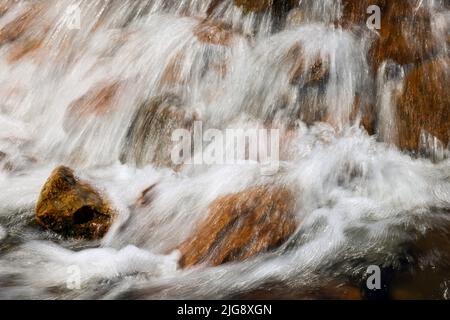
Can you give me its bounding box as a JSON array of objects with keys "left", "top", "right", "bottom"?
[{"left": 0, "top": 0, "right": 449, "bottom": 299}]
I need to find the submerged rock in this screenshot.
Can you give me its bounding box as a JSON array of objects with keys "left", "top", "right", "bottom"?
[
  {"left": 286, "top": 44, "right": 330, "bottom": 88},
  {"left": 0, "top": 0, "right": 14, "bottom": 17},
  {"left": 67, "top": 81, "right": 122, "bottom": 118},
  {"left": 194, "top": 20, "right": 235, "bottom": 47},
  {"left": 7, "top": 38, "right": 44, "bottom": 63},
  {"left": 0, "top": 225, "right": 6, "bottom": 241},
  {"left": 0, "top": 3, "right": 43, "bottom": 45},
  {"left": 233, "top": 0, "right": 296, "bottom": 15},
  {"left": 35, "top": 166, "right": 114, "bottom": 239},
  {"left": 388, "top": 212, "right": 450, "bottom": 299},
  {"left": 369, "top": 2, "right": 439, "bottom": 70},
  {"left": 178, "top": 186, "right": 298, "bottom": 268},
  {"left": 340, "top": 1, "right": 440, "bottom": 73},
  {"left": 159, "top": 52, "right": 187, "bottom": 88},
  {"left": 234, "top": 0, "right": 272, "bottom": 13},
  {"left": 239, "top": 281, "right": 363, "bottom": 300},
  {"left": 395, "top": 57, "right": 449, "bottom": 152},
  {"left": 120, "top": 94, "right": 198, "bottom": 168},
  {"left": 285, "top": 8, "right": 305, "bottom": 27},
  {"left": 339, "top": 0, "right": 387, "bottom": 28},
  {"left": 283, "top": 43, "right": 375, "bottom": 133}
]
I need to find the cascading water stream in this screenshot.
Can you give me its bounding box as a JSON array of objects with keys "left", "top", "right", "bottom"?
[{"left": 0, "top": 0, "right": 449, "bottom": 299}]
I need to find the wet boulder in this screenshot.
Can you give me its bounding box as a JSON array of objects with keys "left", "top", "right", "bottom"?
[
  {"left": 7, "top": 38, "right": 44, "bottom": 63},
  {"left": 0, "top": 0, "right": 14, "bottom": 17},
  {"left": 233, "top": 0, "right": 297, "bottom": 16},
  {"left": 159, "top": 43, "right": 230, "bottom": 90},
  {"left": 388, "top": 211, "right": 450, "bottom": 299},
  {"left": 234, "top": 0, "right": 272, "bottom": 13},
  {"left": 0, "top": 2, "right": 44, "bottom": 45},
  {"left": 287, "top": 45, "right": 330, "bottom": 87},
  {"left": 240, "top": 281, "right": 363, "bottom": 300},
  {"left": 178, "top": 186, "right": 298, "bottom": 268},
  {"left": 194, "top": 20, "right": 235, "bottom": 47},
  {"left": 395, "top": 57, "right": 449, "bottom": 153},
  {"left": 67, "top": 81, "right": 122, "bottom": 117},
  {"left": 120, "top": 94, "right": 199, "bottom": 168},
  {"left": 159, "top": 52, "right": 187, "bottom": 88},
  {"left": 285, "top": 8, "right": 305, "bottom": 27},
  {"left": 369, "top": 2, "right": 440, "bottom": 71},
  {"left": 339, "top": 0, "right": 387, "bottom": 28},
  {"left": 35, "top": 166, "right": 114, "bottom": 239},
  {"left": 340, "top": 1, "right": 440, "bottom": 72},
  {"left": 350, "top": 96, "right": 376, "bottom": 136},
  {"left": 63, "top": 81, "right": 123, "bottom": 131}
]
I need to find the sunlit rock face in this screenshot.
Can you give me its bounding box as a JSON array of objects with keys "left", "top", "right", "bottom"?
[
  {"left": 0, "top": 0, "right": 449, "bottom": 300},
  {"left": 120, "top": 94, "right": 199, "bottom": 168},
  {"left": 395, "top": 58, "right": 450, "bottom": 154}
]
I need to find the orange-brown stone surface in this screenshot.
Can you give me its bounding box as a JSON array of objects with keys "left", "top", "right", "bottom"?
[
  {"left": 179, "top": 186, "right": 298, "bottom": 268},
  {"left": 36, "top": 166, "right": 114, "bottom": 239}
]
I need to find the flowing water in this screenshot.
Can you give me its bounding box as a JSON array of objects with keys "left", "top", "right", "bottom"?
[{"left": 0, "top": 0, "right": 449, "bottom": 299}]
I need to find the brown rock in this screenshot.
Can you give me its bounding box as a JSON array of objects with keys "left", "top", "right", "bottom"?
[
  {"left": 120, "top": 94, "right": 199, "bottom": 168},
  {"left": 7, "top": 38, "right": 44, "bottom": 63},
  {"left": 65, "top": 81, "right": 122, "bottom": 123},
  {"left": 395, "top": 57, "right": 449, "bottom": 152},
  {"left": 340, "top": 1, "right": 440, "bottom": 72},
  {"left": 0, "top": 3, "right": 43, "bottom": 45},
  {"left": 233, "top": 0, "right": 272, "bottom": 13},
  {"left": 308, "top": 56, "right": 330, "bottom": 84},
  {"left": 370, "top": 2, "right": 439, "bottom": 70},
  {"left": 286, "top": 8, "right": 305, "bottom": 27},
  {"left": 282, "top": 44, "right": 341, "bottom": 128},
  {"left": 390, "top": 214, "right": 450, "bottom": 299},
  {"left": 339, "top": 0, "right": 387, "bottom": 28},
  {"left": 286, "top": 44, "right": 305, "bottom": 84},
  {"left": 160, "top": 22, "right": 235, "bottom": 89},
  {"left": 284, "top": 44, "right": 372, "bottom": 133},
  {"left": 178, "top": 186, "right": 298, "bottom": 268},
  {"left": 307, "top": 283, "right": 363, "bottom": 300},
  {"left": 0, "top": 0, "right": 14, "bottom": 17},
  {"left": 233, "top": 0, "right": 297, "bottom": 17},
  {"left": 136, "top": 184, "right": 157, "bottom": 207},
  {"left": 206, "top": 0, "right": 225, "bottom": 16},
  {"left": 350, "top": 96, "right": 376, "bottom": 135},
  {"left": 239, "top": 281, "right": 363, "bottom": 300},
  {"left": 194, "top": 20, "right": 234, "bottom": 47},
  {"left": 159, "top": 52, "right": 187, "bottom": 88},
  {"left": 286, "top": 44, "right": 330, "bottom": 87},
  {"left": 35, "top": 166, "right": 114, "bottom": 239}
]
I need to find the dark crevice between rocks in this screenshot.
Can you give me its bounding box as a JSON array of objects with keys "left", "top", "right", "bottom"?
[{"left": 72, "top": 206, "right": 98, "bottom": 225}]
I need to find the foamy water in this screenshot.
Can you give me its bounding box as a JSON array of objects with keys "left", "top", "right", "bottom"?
[{"left": 0, "top": 0, "right": 449, "bottom": 299}]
